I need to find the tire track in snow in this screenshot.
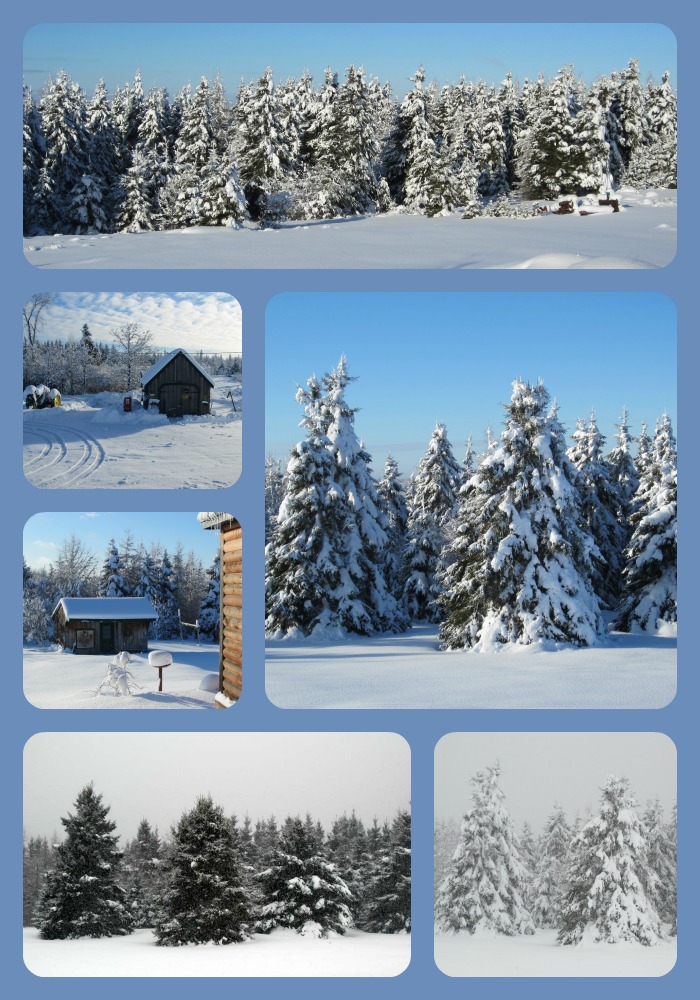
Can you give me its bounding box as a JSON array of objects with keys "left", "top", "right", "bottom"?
[{"left": 23, "top": 423, "right": 106, "bottom": 488}]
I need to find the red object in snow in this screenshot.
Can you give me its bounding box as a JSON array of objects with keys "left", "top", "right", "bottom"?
[{"left": 123, "top": 396, "right": 132, "bottom": 412}]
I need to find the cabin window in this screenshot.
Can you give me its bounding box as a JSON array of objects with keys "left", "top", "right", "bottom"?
[{"left": 75, "top": 629, "right": 94, "bottom": 649}]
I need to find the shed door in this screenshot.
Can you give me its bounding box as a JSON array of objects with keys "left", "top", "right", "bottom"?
[
  {"left": 159, "top": 383, "right": 200, "bottom": 417},
  {"left": 99, "top": 622, "right": 115, "bottom": 654}
]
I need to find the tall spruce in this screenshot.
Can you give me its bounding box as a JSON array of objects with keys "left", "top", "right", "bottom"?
[
  {"left": 558, "top": 776, "right": 662, "bottom": 945},
  {"left": 435, "top": 763, "right": 534, "bottom": 935},
  {"left": 439, "top": 380, "right": 604, "bottom": 650},
  {"left": 37, "top": 784, "right": 132, "bottom": 940},
  {"left": 155, "top": 795, "right": 250, "bottom": 945}
]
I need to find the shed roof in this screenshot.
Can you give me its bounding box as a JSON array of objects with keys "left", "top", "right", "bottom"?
[
  {"left": 53, "top": 597, "right": 159, "bottom": 621},
  {"left": 197, "top": 511, "right": 237, "bottom": 530},
  {"left": 141, "top": 348, "right": 215, "bottom": 388}
]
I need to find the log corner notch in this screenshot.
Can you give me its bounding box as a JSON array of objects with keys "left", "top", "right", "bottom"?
[{"left": 198, "top": 513, "right": 242, "bottom": 707}]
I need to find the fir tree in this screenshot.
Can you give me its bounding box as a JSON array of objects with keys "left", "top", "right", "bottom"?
[
  {"left": 435, "top": 763, "right": 534, "bottom": 935},
  {"left": 615, "top": 414, "right": 677, "bottom": 632},
  {"left": 376, "top": 453, "right": 409, "bottom": 601},
  {"left": 641, "top": 799, "right": 676, "bottom": 929},
  {"left": 530, "top": 804, "right": 572, "bottom": 928},
  {"left": 265, "top": 357, "right": 408, "bottom": 638},
  {"left": 361, "top": 809, "right": 411, "bottom": 933},
  {"left": 403, "top": 422, "right": 461, "bottom": 622},
  {"left": 100, "top": 538, "right": 128, "bottom": 597},
  {"left": 154, "top": 550, "right": 180, "bottom": 639},
  {"left": 439, "top": 380, "right": 604, "bottom": 650},
  {"left": 123, "top": 819, "right": 163, "bottom": 928},
  {"left": 256, "top": 816, "right": 352, "bottom": 936},
  {"left": 38, "top": 784, "right": 133, "bottom": 939},
  {"left": 559, "top": 776, "right": 662, "bottom": 945},
  {"left": 198, "top": 553, "right": 220, "bottom": 640},
  {"left": 155, "top": 795, "right": 250, "bottom": 945}
]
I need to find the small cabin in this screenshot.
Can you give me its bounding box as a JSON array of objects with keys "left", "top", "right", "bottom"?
[
  {"left": 141, "top": 348, "right": 214, "bottom": 418},
  {"left": 198, "top": 512, "right": 242, "bottom": 707},
  {"left": 52, "top": 597, "right": 158, "bottom": 654}
]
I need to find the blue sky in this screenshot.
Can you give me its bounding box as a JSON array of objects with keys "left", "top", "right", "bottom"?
[
  {"left": 23, "top": 292, "right": 241, "bottom": 354},
  {"left": 23, "top": 22, "right": 676, "bottom": 100},
  {"left": 265, "top": 293, "right": 677, "bottom": 478},
  {"left": 24, "top": 511, "right": 222, "bottom": 572}
]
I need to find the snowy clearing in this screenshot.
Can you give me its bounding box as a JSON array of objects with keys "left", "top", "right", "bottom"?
[
  {"left": 23, "top": 640, "right": 221, "bottom": 709},
  {"left": 434, "top": 928, "right": 676, "bottom": 977},
  {"left": 23, "top": 927, "right": 409, "bottom": 977},
  {"left": 23, "top": 190, "right": 675, "bottom": 270},
  {"left": 22, "top": 378, "right": 241, "bottom": 489},
  {"left": 266, "top": 624, "right": 675, "bottom": 709}
]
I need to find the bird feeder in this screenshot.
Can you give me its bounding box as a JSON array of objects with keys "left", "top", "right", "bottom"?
[{"left": 148, "top": 649, "right": 173, "bottom": 691}]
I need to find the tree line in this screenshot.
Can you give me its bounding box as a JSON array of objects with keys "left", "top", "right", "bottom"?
[
  {"left": 22, "top": 297, "right": 242, "bottom": 395},
  {"left": 23, "top": 58, "right": 676, "bottom": 235},
  {"left": 23, "top": 530, "right": 220, "bottom": 645},
  {"left": 435, "top": 763, "right": 676, "bottom": 944},
  {"left": 265, "top": 358, "right": 677, "bottom": 648},
  {"left": 24, "top": 784, "right": 411, "bottom": 942}
]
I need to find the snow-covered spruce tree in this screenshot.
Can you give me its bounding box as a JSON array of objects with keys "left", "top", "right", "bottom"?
[
  {"left": 641, "top": 799, "right": 676, "bottom": 929},
  {"left": 153, "top": 550, "right": 180, "bottom": 639},
  {"left": 237, "top": 67, "right": 295, "bottom": 220},
  {"left": 24, "top": 835, "right": 56, "bottom": 927},
  {"left": 360, "top": 808, "right": 411, "bottom": 934},
  {"left": 615, "top": 413, "right": 677, "bottom": 632},
  {"left": 23, "top": 85, "right": 44, "bottom": 235},
  {"left": 403, "top": 422, "right": 461, "bottom": 622},
  {"left": 264, "top": 452, "right": 286, "bottom": 543},
  {"left": 516, "top": 65, "right": 582, "bottom": 199},
  {"left": 435, "top": 763, "right": 534, "bottom": 935},
  {"left": 197, "top": 552, "right": 220, "bottom": 640},
  {"left": 38, "top": 784, "right": 132, "bottom": 940},
  {"left": 558, "top": 775, "right": 663, "bottom": 946},
  {"left": 566, "top": 413, "right": 627, "bottom": 608},
  {"left": 37, "top": 69, "right": 91, "bottom": 233},
  {"left": 434, "top": 818, "right": 461, "bottom": 907},
  {"left": 255, "top": 816, "right": 352, "bottom": 937},
  {"left": 265, "top": 357, "right": 408, "bottom": 638},
  {"left": 155, "top": 795, "right": 250, "bottom": 945},
  {"left": 439, "top": 380, "right": 604, "bottom": 650},
  {"left": 123, "top": 819, "right": 163, "bottom": 929},
  {"left": 100, "top": 538, "right": 128, "bottom": 597},
  {"left": 666, "top": 803, "right": 677, "bottom": 935},
  {"left": 606, "top": 408, "right": 639, "bottom": 532},
  {"left": 326, "top": 811, "right": 368, "bottom": 916},
  {"left": 376, "top": 453, "right": 409, "bottom": 601},
  {"left": 530, "top": 804, "right": 572, "bottom": 928}
]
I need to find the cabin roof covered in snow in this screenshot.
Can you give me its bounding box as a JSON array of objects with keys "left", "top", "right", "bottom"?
[
  {"left": 53, "top": 597, "right": 159, "bottom": 621},
  {"left": 197, "top": 511, "right": 236, "bottom": 530},
  {"left": 141, "top": 348, "right": 215, "bottom": 388}
]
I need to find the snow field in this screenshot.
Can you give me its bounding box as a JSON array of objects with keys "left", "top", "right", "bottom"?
[
  {"left": 265, "top": 624, "right": 676, "bottom": 709},
  {"left": 23, "top": 190, "right": 676, "bottom": 269},
  {"left": 23, "top": 927, "right": 410, "bottom": 977},
  {"left": 22, "top": 378, "right": 241, "bottom": 489},
  {"left": 23, "top": 640, "right": 220, "bottom": 709},
  {"left": 434, "top": 928, "right": 676, "bottom": 977}
]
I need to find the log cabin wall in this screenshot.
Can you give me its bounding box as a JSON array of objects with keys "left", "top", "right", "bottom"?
[{"left": 220, "top": 518, "right": 242, "bottom": 703}]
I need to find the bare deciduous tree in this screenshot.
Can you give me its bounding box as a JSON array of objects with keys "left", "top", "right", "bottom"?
[{"left": 23, "top": 293, "right": 56, "bottom": 347}]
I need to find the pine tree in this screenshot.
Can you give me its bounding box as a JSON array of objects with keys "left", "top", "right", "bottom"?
[
  {"left": 403, "top": 422, "right": 461, "bottom": 621},
  {"left": 439, "top": 380, "right": 604, "bottom": 649},
  {"left": 615, "top": 414, "right": 677, "bottom": 632},
  {"left": 154, "top": 550, "right": 180, "bottom": 639},
  {"left": 256, "top": 816, "right": 352, "bottom": 936},
  {"left": 641, "top": 799, "right": 676, "bottom": 928},
  {"left": 265, "top": 357, "right": 408, "bottom": 637},
  {"left": 516, "top": 66, "right": 581, "bottom": 199},
  {"left": 559, "top": 776, "right": 662, "bottom": 945},
  {"left": 155, "top": 795, "right": 250, "bottom": 945},
  {"left": 264, "top": 453, "right": 286, "bottom": 543},
  {"left": 24, "top": 835, "right": 55, "bottom": 927},
  {"left": 38, "top": 784, "right": 133, "bottom": 939},
  {"left": 435, "top": 763, "right": 534, "bottom": 935},
  {"left": 606, "top": 408, "right": 639, "bottom": 530}
]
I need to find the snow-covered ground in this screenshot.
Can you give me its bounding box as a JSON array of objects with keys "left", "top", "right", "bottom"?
[
  {"left": 22, "top": 377, "right": 241, "bottom": 489},
  {"left": 23, "top": 189, "right": 676, "bottom": 269},
  {"left": 434, "top": 928, "right": 676, "bottom": 977},
  {"left": 23, "top": 640, "right": 221, "bottom": 709},
  {"left": 266, "top": 624, "right": 676, "bottom": 709},
  {"left": 23, "top": 927, "right": 409, "bottom": 977}
]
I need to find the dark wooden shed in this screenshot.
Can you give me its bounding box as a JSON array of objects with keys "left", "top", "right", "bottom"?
[
  {"left": 52, "top": 597, "right": 158, "bottom": 655},
  {"left": 141, "top": 348, "right": 215, "bottom": 418},
  {"left": 198, "top": 512, "right": 242, "bottom": 707}
]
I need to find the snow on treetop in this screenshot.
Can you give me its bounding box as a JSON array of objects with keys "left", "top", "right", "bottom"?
[{"left": 141, "top": 348, "right": 214, "bottom": 388}]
